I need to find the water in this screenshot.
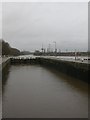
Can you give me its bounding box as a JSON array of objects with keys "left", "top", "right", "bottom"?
[
  {"left": 2, "top": 65, "right": 88, "bottom": 118},
  {"left": 0, "top": 70, "right": 2, "bottom": 120}
]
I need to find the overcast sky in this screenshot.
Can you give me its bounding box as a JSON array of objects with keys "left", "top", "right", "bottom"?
[{"left": 2, "top": 2, "right": 88, "bottom": 52}]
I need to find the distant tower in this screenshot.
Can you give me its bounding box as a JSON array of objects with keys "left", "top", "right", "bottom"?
[
  {"left": 75, "top": 49, "right": 77, "bottom": 60},
  {"left": 41, "top": 44, "right": 44, "bottom": 53},
  {"left": 53, "top": 41, "right": 57, "bottom": 53},
  {"left": 49, "top": 44, "right": 51, "bottom": 53}
]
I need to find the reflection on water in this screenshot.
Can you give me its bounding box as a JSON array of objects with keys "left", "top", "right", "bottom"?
[{"left": 2, "top": 65, "right": 88, "bottom": 118}]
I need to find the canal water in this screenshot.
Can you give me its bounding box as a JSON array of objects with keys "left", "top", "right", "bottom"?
[
  {"left": 0, "top": 67, "right": 2, "bottom": 119},
  {"left": 2, "top": 64, "right": 88, "bottom": 118}
]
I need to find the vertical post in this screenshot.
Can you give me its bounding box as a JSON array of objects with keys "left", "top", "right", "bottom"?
[
  {"left": 53, "top": 41, "right": 57, "bottom": 55},
  {"left": 75, "top": 49, "right": 77, "bottom": 60},
  {"left": 49, "top": 44, "right": 51, "bottom": 53},
  {"left": 41, "top": 44, "right": 43, "bottom": 53}
]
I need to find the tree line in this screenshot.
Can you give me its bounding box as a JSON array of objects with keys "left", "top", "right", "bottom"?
[
  {"left": 0, "top": 39, "right": 20, "bottom": 56},
  {"left": 0, "top": 39, "right": 31, "bottom": 56}
]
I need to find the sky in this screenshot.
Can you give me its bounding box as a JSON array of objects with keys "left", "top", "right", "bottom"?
[
  {"left": 1, "top": 0, "right": 89, "bottom": 2},
  {"left": 1, "top": 2, "right": 88, "bottom": 52}
]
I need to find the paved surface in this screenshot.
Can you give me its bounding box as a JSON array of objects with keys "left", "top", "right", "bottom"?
[
  {"left": 40, "top": 56, "right": 89, "bottom": 64},
  {"left": 0, "top": 57, "right": 10, "bottom": 64}
]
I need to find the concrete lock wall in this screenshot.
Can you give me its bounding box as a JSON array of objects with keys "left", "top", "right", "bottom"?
[
  {"left": 10, "top": 57, "right": 89, "bottom": 83},
  {"left": 38, "top": 58, "right": 89, "bottom": 83},
  {"left": 2, "top": 59, "right": 10, "bottom": 75}
]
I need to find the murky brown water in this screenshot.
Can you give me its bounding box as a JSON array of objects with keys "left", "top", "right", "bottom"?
[
  {"left": 2, "top": 65, "right": 88, "bottom": 118},
  {"left": 0, "top": 69, "right": 2, "bottom": 119}
]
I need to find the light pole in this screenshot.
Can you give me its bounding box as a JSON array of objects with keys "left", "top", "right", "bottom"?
[
  {"left": 49, "top": 44, "right": 51, "bottom": 53},
  {"left": 41, "top": 44, "right": 44, "bottom": 53},
  {"left": 53, "top": 41, "right": 56, "bottom": 52},
  {"left": 75, "top": 49, "right": 77, "bottom": 60}
]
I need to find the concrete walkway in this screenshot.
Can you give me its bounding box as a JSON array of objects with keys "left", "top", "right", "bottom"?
[{"left": 40, "top": 56, "right": 89, "bottom": 64}]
